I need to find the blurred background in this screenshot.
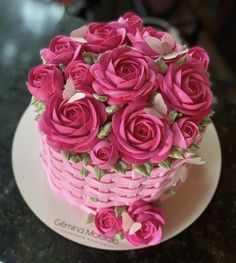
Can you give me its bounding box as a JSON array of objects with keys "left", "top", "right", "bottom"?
[{"left": 0, "top": 1, "right": 236, "bottom": 262}]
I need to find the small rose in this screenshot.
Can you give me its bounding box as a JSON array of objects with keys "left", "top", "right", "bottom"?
[
  {"left": 186, "top": 47, "right": 209, "bottom": 71},
  {"left": 124, "top": 200, "right": 165, "bottom": 246},
  {"left": 26, "top": 64, "right": 64, "bottom": 102},
  {"left": 39, "top": 92, "right": 107, "bottom": 152},
  {"left": 90, "top": 140, "right": 119, "bottom": 169},
  {"left": 172, "top": 117, "right": 199, "bottom": 149},
  {"left": 40, "top": 36, "right": 81, "bottom": 66},
  {"left": 91, "top": 47, "right": 157, "bottom": 106},
  {"left": 94, "top": 207, "right": 122, "bottom": 237},
  {"left": 110, "top": 100, "right": 173, "bottom": 164},
  {"left": 117, "top": 12, "right": 143, "bottom": 34}
]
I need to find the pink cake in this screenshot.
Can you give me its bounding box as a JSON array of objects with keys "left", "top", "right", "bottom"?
[{"left": 26, "top": 12, "right": 213, "bottom": 246}]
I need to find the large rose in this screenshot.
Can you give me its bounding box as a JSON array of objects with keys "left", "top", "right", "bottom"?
[
  {"left": 91, "top": 47, "right": 157, "bottom": 106},
  {"left": 64, "top": 60, "right": 94, "bottom": 88},
  {"left": 125, "top": 200, "right": 165, "bottom": 246},
  {"left": 117, "top": 12, "right": 143, "bottom": 34},
  {"left": 110, "top": 101, "right": 173, "bottom": 164},
  {"left": 83, "top": 22, "right": 126, "bottom": 53},
  {"left": 90, "top": 140, "right": 119, "bottom": 169},
  {"left": 158, "top": 62, "right": 212, "bottom": 121},
  {"left": 172, "top": 117, "right": 199, "bottom": 149},
  {"left": 128, "top": 27, "right": 183, "bottom": 59},
  {"left": 95, "top": 207, "right": 122, "bottom": 237},
  {"left": 186, "top": 47, "right": 209, "bottom": 71},
  {"left": 40, "top": 36, "right": 81, "bottom": 66},
  {"left": 26, "top": 64, "right": 64, "bottom": 102},
  {"left": 39, "top": 92, "right": 107, "bottom": 152}
]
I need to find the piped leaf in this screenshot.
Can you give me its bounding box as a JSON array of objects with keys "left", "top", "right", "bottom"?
[
  {"left": 81, "top": 167, "right": 89, "bottom": 177},
  {"left": 105, "top": 105, "right": 119, "bottom": 115},
  {"left": 86, "top": 213, "right": 94, "bottom": 224},
  {"left": 80, "top": 153, "right": 91, "bottom": 166},
  {"left": 59, "top": 63, "right": 66, "bottom": 72},
  {"left": 115, "top": 206, "right": 126, "bottom": 218},
  {"left": 97, "top": 122, "right": 112, "bottom": 139},
  {"left": 165, "top": 188, "right": 176, "bottom": 195},
  {"left": 90, "top": 196, "right": 98, "bottom": 202},
  {"left": 169, "top": 110, "right": 178, "bottom": 123},
  {"left": 82, "top": 52, "right": 98, "bottom": 65},
  {"left": 169, "top": 148, "right": 183, "bottom": 159},
  {"left": 94, "top": 166, "right": 104, "bottom": 180},
  {"left": 158, "top": 160, "right": 171, "bottom": 169},
  {"left": 115, "top": 231, "right": 124, "bottom": 240},
  {"left": 93, "top": 93, "right": 108, "bottom": 102},
  {"left": 187, "top": 144, "right": 200, "bottom": 154},
  {"left": 69, "top": 155, "right": 81, "bottom": 164},
  {"left": 111, "top": 160, "right": 129, "bottom": 174},
  {"left": 155, "top": 57, "right": 168, "bottom": 74},
  {"left": 132, "top": 162, "right": 153, "bottom": 177}
]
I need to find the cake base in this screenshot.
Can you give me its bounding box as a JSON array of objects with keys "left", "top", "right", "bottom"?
[{"left": 12, "top": 106, "right": 221, "bottom": 250}]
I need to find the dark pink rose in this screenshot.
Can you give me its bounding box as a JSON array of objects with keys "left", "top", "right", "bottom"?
[
  {"left": 26, "top": 64, "right": 64, "bottom": 102},
  {"left": 91, "top": 47, "right": 157, "bottom": 106},
  {"left": 117, "top": 12, "right": 143, "bottom": 34},
  {"left": 39, "top": 92, "right": 107, "bottom": 152},
  {"left": 128, "top": 27, "right": 183, "bottom": 59},
  {"left": 40, "top": 36, "right": 81, "bottom": 66},
  {"left": 110, "top": 101, "right": 173, "bottom": 164},
  {"left": 125, "top": 200, "right": 165, "bottom": 246},
  {"left": 172, "top": 117, "right": 199, "bottom": 149},
  {"left": 95, "top": 207, "right": 122, "bottom": 237},
  {"left": 158, "top": 62, "right": 212, "bottom": 121},
  {"left": 186, "top": 47, "right": 209, "bottom": 71},
  {"left": 83, "top": 22, "right": 126, "bottom": 53},
  {"left": 90, "top": 140, "right": 119, "bottom": 169},
  {"left": 64, "top": 60, "right": 94, "bottom": 89}
]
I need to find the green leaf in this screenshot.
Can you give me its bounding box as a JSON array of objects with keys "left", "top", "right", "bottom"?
[
  {"left": 105, "top": 105, "right": 119, "bottom": 115},
  {"left": 187, "top": 144, "right": 199, "bottom": 154},
  {"left": 61, "top": 150, "right": 71, "bottom": 160},
  {"left": 175, "top": 55, "right": 186, "bottom": 65},
  {"left": 94, "top": 166, "right": 104, "bottom": 180},
  {"left": 132, "top": 162, "right": 153, "bottom": 176},
  {"left": 90, "top": 196, "right": 98, "bottom": 202},
  {"left": 59, "top": 63, "right": 66, "bottom": 72},
  {"left": 152, "top": 199, "right": 163, "bottom": 207},
  {"left": 81, "top": 167, "right": 89, "bottom": 177},
  {"left": 209, "top": 110, "right": 215, "bottom": 117},
  {"left": 155, "top": 57, "right": 168, "bottom": 74},
  {"left": 86, "top": 213, "right": 94, "bottom": 224},
  {"left": 115, "top": 231, "right": 124, "bottom": 240},
  {"left": 119, "top": 160, "right": 129, "bottom": 171},
  {"left": 114, "top": 206, "right": 126, "bottom": 218},
  {"left": 82, "top": 52, "right": 98, "bottom": 65},
  {"left": 97, "top": 122, "right": 112, "bottom": 139},
  {"left": 158, "top": 160, "right": 171, "bottom": 169},
  {"left": 169, "top": 148, "right": 183, "bottom": 159},
  {"left": 201, "top": 117, "right": 212, "bottom": 126},
  {"left": 70, "top": 155, "right": 81, "bottom": 164},
  {"left": 165, "top": 188, "right": 176, "bottom": 195},
  {"left": 169, "top": 110, "right": 178, "bottom": 123},
  {"left": 111, "top": 160, "right": 129, "bottom": 174},
  {"left": 93, "top": 93, "right": 108, "bottom": 102},
  {"left": 80, "top": 153, "right": 91, "bottom": 166}
]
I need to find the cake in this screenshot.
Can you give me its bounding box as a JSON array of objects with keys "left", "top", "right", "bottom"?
[{"left": 26, "top": 12, "right": 213, "bottom": 246}]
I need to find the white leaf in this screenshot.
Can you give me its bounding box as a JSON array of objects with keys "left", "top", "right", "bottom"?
[
  {"left": 146, "top": 37, "right": 163, "bottom": 54},
  {"left": 68, "top": 92, "right": 86, "bottom": 103},
  {"left": 153, "top": 93, "right": 168, "bottom": 115},
  {"left": 70, "top": 25, "right": 88, "bottom": 38},
  {"left": 129, "top": 222, "right": 142, "bottom": 235},
  {"left": 70, "top": 37, "right": 87, "bottom": 43},
  {"left": 144, "top": 108, "right": 163, "bottom": 118},
  {"left": 187, "top": 157, "right": 206, "bottom": 165},
  {"left": 162, "top": 48, "right": 189, "bottom": 60},
  {"left": 63, "top": 78, "right": 75, "bottom": 100},
  {"left": 122, "top": 211, "right": 134, "bottom": 232}
]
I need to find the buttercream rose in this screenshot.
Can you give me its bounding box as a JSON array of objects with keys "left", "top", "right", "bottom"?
[
  {"left": 26, "top": 64, "right": 64, "bottom": 102},
  {"left": 158, "top": 62, "right": 212, "bottom": 121},
  {"left": 128, "top": 27, "right": 183, "bottom": 59},
  {"left": 172, "top": 117, "right": 199, "bottom": 149},
  {"left": 95, "top": 207, "right": 122, "bottom": 237},
  {"left": 125, "top": 200, "right": 165, "bottom": 246},
  {"left": 90, "top": 140, "right": 119, "bottom": 169},
  {"left": 40, "top": 36, "right": 81, "bottom": 66},
  {"left": 110, "top": 101, "right": 173, "bottom": 164},
  {"left": 39, "top": 92, "right": 107, "bottom": 152},
  {"left": 64, "top": 60, "right": 94, "bottom": 88},
  {"left": 117, "top": 12, "right": 143, "bottom": 34},
  {"left": 91, "top": 47, "right": 157, "bottom": 106},
  {"left": 186, "top": 47, "right": 209, "bottom": 71},
  {"left": 83, "top": 22, "right": 126, "bottom": 53}
]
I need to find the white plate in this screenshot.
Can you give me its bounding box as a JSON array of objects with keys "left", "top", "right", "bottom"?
[{"left": 12, "top": 106, "right": 221, "bottom": 250}]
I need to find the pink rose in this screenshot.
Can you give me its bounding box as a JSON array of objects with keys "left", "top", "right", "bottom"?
[
  {"left": 125, "top": 200, "right": 165, "bottom": 246},
  {"left": 95, "top": 207, "right": 122, "bottom": 237},
  {"left": 158, "top": 62, "right": 212, "bottom": 121},
  {"left": 64, "top": 60, "right": 94, "bottom": 89},
  {"left": 84, "top": 22, "right": 126, "bottom": 53},
  {"left": 26, "top": 64, "right": 64, "bottom": 102},
  {"left": 39, "top": 92, "right": 107, "bottom": 152},
  {"left": 128, "top": 27, "right": 182, "bottom": 59},
  {"left": 91, "top": 47, "right": 157, "bottom": 106},
  {"left": 90, "top": 140, "right": 119, "bottom": 169},
  {"left": 172, "top": 117, "right": 199, "bottom": 149},
  {"left": 40, "top": 36, "right": 81, "bottom": 66},
  {"left": 110, "top": 101, "right": 173, "bottom": 164},
  {"left": 186, "top": 47, "right": 209, "bottom": 71},
  {"left": 117, "top": 12, "right": 143, "bottom": 34}
]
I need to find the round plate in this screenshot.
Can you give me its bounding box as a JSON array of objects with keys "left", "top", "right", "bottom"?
[{"left": 12, "top": 106, "right": 221, "bottom": 250}]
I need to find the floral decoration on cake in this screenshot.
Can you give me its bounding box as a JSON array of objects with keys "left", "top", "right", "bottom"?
[{"left": 26, "top": 12, "right": 213, "bottom": 247}]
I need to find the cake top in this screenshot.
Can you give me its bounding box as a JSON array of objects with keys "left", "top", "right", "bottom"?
[{"left": 27, "top": 12, "right": 213, "bottom": 178}]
